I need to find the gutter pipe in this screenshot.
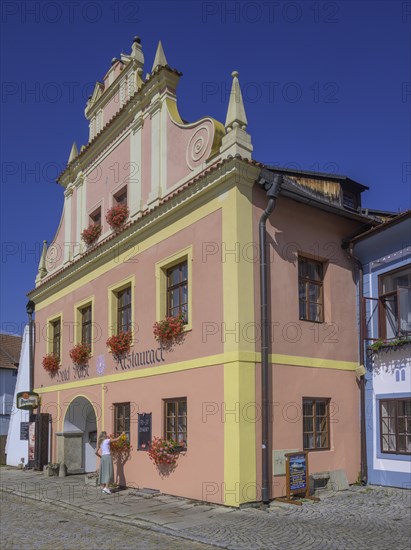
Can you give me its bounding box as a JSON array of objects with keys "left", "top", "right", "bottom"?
[
  {"left": 347, "top": 243, "right": 368, "bottom": 485},
  {"left": 257, "top": 170, "right": 283, "bottom": 504}
]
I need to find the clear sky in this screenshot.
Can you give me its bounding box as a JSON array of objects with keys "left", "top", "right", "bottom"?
[{"left": 1, "top": 0, "right": 410, "bottom": 334}]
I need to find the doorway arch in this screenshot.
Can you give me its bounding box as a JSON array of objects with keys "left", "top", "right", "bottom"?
[{"left": 63, "top": 396, "right": 97, "bottom": 473}]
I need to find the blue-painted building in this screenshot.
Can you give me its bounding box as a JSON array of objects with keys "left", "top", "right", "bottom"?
[{"left": 352, "top": 211, "right": 411, "bottom": 488}]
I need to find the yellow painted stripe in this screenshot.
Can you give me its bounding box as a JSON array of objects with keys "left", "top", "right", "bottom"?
[
  {"left": 34, "top": 352, "right": 358, "bottom": 394},
  {"left": 270, "top": 354, "right": 358, "bottom": 371}
]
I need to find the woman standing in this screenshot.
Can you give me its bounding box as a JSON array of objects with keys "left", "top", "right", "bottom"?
[{"left": 95, "top": 431, "right": 125, "bottom": 494}]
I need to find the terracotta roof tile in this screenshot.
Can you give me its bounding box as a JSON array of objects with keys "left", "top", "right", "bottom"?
[{"left": 0, "top": 333, "right": 23, "bottom": 369}]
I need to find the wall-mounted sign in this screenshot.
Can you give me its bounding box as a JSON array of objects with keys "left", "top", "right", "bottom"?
[
  {"left": 138, "top": 413, "right": 152, "bottom": 450},
  {"left": 16, "top": 391, "right": 39, "bottom": 410},
  {"left": 20, "top": 421, "right": 30, "bottom": 440}
]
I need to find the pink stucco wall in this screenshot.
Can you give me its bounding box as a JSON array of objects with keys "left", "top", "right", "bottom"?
[
  {"left": 269, "top": 364, "right": 360, "bottom": 497},
  {"left": 40, "top": 365, "right": 225, "bottom": 503},
  {"left": 34, "top": 208, "right": 224, "bottom": 390},
  {"left": 252, "top": 191, "right": 361, "bottom": 363},
  {"left": 86, "top": 134, "right": 131, "bottom": 234}
]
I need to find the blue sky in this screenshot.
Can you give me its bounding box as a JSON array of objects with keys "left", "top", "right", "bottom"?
[{"left": 1, "top": 0, "right": 410, "bottom": 334}]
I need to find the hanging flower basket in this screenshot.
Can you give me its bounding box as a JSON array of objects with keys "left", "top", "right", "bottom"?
[
  {"left": 106, "top": 331, "right": 132, "bottom": 361},
  {"left": 153, "top": 313, "right": 185, "bottom": 344},
  {"left": 69, "top": 343, "right": 91, "bottom": 367},
  {"left": 106, "top": 204, "right": 129, "bottom": 231},
  {"left": 42, "top": 353, "right": 60, "bottom": 374},
  {"left": 148, "top": 437, "right": 184, "bottom": 466},
  {"left": 81, "top": 223, "right": 102, "bottom": 246}
]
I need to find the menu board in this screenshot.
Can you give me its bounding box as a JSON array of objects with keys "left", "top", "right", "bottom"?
[
  {"left": 288, "top": 453, "right": 307, "bottom": 493},
  {"left": 20, "top": 422, "right": 30, "bottom": 440},
  {"left": 138, "top": 413, "right": 152, "bottom": 450}
]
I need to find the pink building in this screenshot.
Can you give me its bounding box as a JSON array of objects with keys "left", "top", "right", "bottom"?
[{"left": 29, "top": 37, "right": 383, "bottom": 505}]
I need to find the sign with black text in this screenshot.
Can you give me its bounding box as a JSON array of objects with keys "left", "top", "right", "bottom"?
[{"left": 138, "top": 413, "right": 152, "bottom": 450}]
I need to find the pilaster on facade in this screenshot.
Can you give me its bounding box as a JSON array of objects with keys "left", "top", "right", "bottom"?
[
  {"left": 73, "top": 175, "right": 85, "bottom": 258},
  {"left": 148, "top": 97, "right": 164, "bottom": 208},
  {"left": 129, "top": 116, "right": 144, "bottom": 217},
  {"left": 63, "top": 185, "right": 73, "bottom": 265}
]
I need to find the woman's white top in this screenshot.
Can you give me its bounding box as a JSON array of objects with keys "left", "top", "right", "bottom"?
[{"left": 101, "top": 438, "right": 111, "bottom": 455}]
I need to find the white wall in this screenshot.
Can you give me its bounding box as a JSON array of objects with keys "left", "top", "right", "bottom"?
[
  {"left": 0, "top": 368, "right": 18, "bottom": 435},
  {"left": 6, "top": 326, "right": 30, "bottom": 466}
]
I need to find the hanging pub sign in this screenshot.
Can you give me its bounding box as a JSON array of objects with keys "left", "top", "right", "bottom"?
[
  {"left": 16, "top": 391, "right": 39, "bottom": 410},
  {"left": 277, "top": 451, "right": 320, "bottom": 505},
  {"left": 138, "top": 413, "right": 152, "bottom": 450}
]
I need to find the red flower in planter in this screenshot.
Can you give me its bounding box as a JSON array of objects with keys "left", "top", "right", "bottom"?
[
  {"left": 81, "top": 223, "right": 102, "bottom": 246},
  {"left": 42, "top": 354, "right": 60, "bottom": 374},
  {"left": 69, "top": 343, "right": 91, "bottom": 366},
  {"left": 148, "top": 437, "right": 183, "bottom": 466},
  {"left": 153, "top": 313, "right": 185, "bottom": 343},
  {"left": 109, "top": 433, "right": 132, "bottom": 462},
  {"left": 106, "top": 331, "right": 132, "bottom": 361},
  {"left": 106, "top": 204, "right": 129, "bottom": 231}
]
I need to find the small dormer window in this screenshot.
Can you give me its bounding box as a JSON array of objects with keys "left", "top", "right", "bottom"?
[{"left": 343, "top": 190, "right": 358, "bottom": 210}]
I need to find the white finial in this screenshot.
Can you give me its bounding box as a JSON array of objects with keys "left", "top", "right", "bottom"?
[
  {"left": 36, "top": 240, "right": 48, "bottom": 283},
  {"left": 151, "top": 40, "right": 168, "bottom": 72},
  {"left": 220, "top": 71, "right": 252, "bottom": 160},
  {"left": 68, "top": 142, "right": 78, "bottom": 164},
  {"left": 225, "top": 71, "right": 248, "bottom": 131}
]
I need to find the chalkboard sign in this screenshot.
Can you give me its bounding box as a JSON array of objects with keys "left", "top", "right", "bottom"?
[
  {"left": 20, "top": 422, "right": 29, "bottom": 440},
  {"left": 288, "top": 453, "right": 307, "bottom": 493},
  {"left": 138, "top": 413, "right": 152, "bottom": 450}
]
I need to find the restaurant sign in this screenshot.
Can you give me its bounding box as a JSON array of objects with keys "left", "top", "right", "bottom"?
[{"left": 16, "top": 391, "right": 39, "bottom": 410}]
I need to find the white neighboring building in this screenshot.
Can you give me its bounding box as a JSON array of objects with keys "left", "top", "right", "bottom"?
[
  {"left": 6, "top": 326, "right": 30, "bottom": 466},
  {"left": 0, "top": 333, "right": 21, "bottom": 463},
  {"left": 352, "top": 211, "right": 411, "bottom": 488}
]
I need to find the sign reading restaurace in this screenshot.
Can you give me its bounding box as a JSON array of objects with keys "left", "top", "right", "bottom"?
[
  {"left": 116, "top": 347, "right": 165, "bottom": 370},
  {"left": 16, "top": 391, "right": 39, "bottom": 410}
]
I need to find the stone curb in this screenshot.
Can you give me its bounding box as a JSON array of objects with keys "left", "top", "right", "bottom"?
[{"left": 0, "top": 485, "right": 229, "bottom": 549}]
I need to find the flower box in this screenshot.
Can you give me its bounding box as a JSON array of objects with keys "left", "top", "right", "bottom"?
[
  {"left": 153, "top": 313, "right": 185, "bottom": 343},
  {"left": 69, "top": 343, "right": 91, "bottom": 367},
  {"left": 148, "top": 437, "right": 184, "bottom": 466},
  {"left": 42, "top": 354, "right": 60, "bottom": 374},
  {"left": 368, "top": 336, "right": 411, "bottom": 355},
  {"left": 106, "top": 204, "right": 129, "bottom": 231},
  {"left": 106, "top": 331, "right": 132, "bottom": 361},
  {"left": 81, "top": 223, "right": 102, "bottom": 246}
]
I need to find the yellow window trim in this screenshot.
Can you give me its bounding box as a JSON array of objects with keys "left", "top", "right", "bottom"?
[
  {"left": 107, "top": 275, "right": 136, "bottom": 339},
  {"left": 155, "top": 246, "right": 193, "bottom": 332},
  {"left": 73, "top": 296, "right": 95, "bottom": 356},
  {"left": 46, "top": 312, "right": 63, "bottom": 363}
]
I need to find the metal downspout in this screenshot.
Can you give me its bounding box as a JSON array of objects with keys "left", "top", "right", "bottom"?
[
  {"left": 257, "top": 172, "right": 283, "bottom": 504},
  {"left": 348, "top": 244, "right": 368, "bottom": 484}
]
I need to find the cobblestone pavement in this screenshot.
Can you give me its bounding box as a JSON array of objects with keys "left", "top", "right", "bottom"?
[
  {"left": 1, "top": 468, "right": 410, "bottom": 550},
  {"left": 185, "top": 486, "right": 411, "bottom": 550},
  {"left": 0, "top": 492, "right": 219, "bottom": 550}
]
